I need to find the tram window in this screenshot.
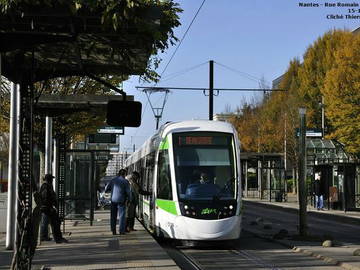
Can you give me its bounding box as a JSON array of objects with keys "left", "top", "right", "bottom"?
[
  {"left": 173, "top": 132, "right": 236, "bottom": 200},
  {"left": 147, "top": 153, "right": 155, "bottom": 196},
  {"left": 157, "top": 150, "right": 172, "bottom": 200}
]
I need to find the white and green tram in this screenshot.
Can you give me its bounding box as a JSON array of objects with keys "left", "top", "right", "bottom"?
[{"left": 125, "top": 120, "right": 242, "bottom": 242}]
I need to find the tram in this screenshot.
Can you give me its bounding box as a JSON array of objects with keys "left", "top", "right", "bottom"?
[{"left": 124, "top": 120, "right": 242, "bottom": 242}]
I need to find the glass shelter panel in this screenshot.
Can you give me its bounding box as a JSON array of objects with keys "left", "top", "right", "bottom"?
[{"left": 65, "top": 152, "right": 92, "bottom": 220}]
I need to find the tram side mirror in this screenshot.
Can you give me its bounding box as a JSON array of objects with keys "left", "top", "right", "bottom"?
[{"left": 106, "top": 100, "right": 142, "bottom": 127}]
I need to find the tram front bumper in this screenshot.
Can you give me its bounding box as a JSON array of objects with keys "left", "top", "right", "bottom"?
[{"left": 174, "top": 215, "right": 241, "bottom": 240}]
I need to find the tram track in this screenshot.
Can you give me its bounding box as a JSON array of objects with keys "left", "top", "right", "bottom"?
[
  {"left": 161, "top": 227, "right": 347, "bottom": 269},
  {"left": 164, "top": 245, "right": 203, "bottom": 270},
  {"left": 230, "top": 249, "right": 282, "bottom": 270},
  {"left": 163, "top": 241, "right": 285, "bottom": 270}
]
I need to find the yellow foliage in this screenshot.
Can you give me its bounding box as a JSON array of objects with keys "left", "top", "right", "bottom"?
[{"left": 323, "top": 33, "right": 360, "bottom": 154}]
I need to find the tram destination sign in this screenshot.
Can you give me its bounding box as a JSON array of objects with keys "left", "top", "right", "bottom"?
[
  {"left": 177, "top": 135, "right": 229, "bottom": 146},
  {"left": 97, "top": 126, "right": 124, "bottom": 135}
]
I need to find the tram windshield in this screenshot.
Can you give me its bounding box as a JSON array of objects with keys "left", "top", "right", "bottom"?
[{"left": 173, "top": 132, "right": 237, "bottom": 200}]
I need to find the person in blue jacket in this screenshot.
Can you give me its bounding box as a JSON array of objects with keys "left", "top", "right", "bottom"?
[{"left": 105, "top": 169, "right": 130, "bottom": 235}]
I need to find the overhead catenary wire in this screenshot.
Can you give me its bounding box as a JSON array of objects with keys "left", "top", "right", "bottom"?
[
  {"left": 158, "top": 61, "right": 208, "bottom": 83},
  {"left": 158, "top": 0, "right": 206, "bottom": 81},
  {"left": 136, "top": 86, "right": 285, "bottom": 92},
  {"left": 215, "top": 61, "right": 270, "bottom": 86},
  {"left": 129, "top": 1, "right": 207, "bottom": 148}
]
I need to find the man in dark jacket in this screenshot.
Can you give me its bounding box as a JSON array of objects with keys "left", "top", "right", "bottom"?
[
  {"left": 313, "top": 172, "right": 324, "bottom": 210},
  {"left": 125, "top": 171, "right": 152, "bottom": 232},
  {"left": 105, "top": 169, "right": 130, "bottom": 235},
  {"left": 39, "top": 174, "right": 68, "bottom": 243}
]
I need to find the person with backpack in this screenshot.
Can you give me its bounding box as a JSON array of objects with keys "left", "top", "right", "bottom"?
[{"left": 39, "top": 174, "right": 68, "bottom": 243}]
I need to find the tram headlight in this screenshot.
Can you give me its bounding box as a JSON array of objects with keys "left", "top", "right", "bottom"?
[
  {"left": 184, "top": 205, "right": 189, "bottom": 210},
  {"left": 220, "top": 204, "right": 236, "bottom": 217}
]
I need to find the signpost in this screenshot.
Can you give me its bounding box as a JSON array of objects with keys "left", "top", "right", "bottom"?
[
  {"left": 97, "top": 126, "right": 124, "bottom": 135},
  {"left": 296, "top": 128, "right": 322, "bottom": 138},
  {"left": 88, "top": 134, "right": 117, "bottom": 144}
]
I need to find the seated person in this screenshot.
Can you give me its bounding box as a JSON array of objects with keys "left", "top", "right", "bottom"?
[
  {"left": 185, "top": 172, "right": 220, "bottom": 198},
  {"left": 199, "top": 173, "right": 210, "bottom": 184}
]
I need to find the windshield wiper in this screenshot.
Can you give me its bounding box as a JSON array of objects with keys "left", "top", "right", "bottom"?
[{"left": 212, "top": 177, "right": 234, "bottom": 201}]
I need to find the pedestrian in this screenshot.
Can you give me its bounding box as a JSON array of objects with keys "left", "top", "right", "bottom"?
[
  {"left": 105, "top": 169, "right": 130, "bottom": 235},
  {"left": 313, "top": 172, "right": 325, "bottom": 210},
  {"left": 39, "top": 174, "right": 68, "bottom": 243},
  {"left": 125, "top": 171, "right": 151, "bottom": 232}
]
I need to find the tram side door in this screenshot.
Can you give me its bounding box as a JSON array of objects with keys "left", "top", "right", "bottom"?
[
  {"left": 154, "top": 149, "right": 173, "bottom": 236},
  {"left": 146, "top": 153, "right": 155, "bottom": 231}
]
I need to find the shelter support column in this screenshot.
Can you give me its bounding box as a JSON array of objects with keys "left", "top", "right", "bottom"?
[
  {"left": 45, "top": 117, "right": 53, "bottom": 175},
  {"left": 13, "top": 82, "right": 34, "bottom": 269},
  {"left": 6, "top": 83, "right": 19, "bottom": 250},
  {"left": 244, "top": 161, "right": 248, "bottom": 197}
]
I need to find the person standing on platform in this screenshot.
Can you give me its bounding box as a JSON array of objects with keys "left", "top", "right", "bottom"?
[
  {"left": 39, "top": 174, "right": 68, "bottom": 243},
  {"left": 313, "top": 172, "right": 325, "bottom": 210},
  {"left": 105, "top": 169, "right": 130, "bottom": 235},
  {"left": 126, "top": 171, "right": 151, "bottom": 232}
]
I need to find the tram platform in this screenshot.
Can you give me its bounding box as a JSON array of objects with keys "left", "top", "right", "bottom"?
[
  {"left": 0, "top": 210, "right": 180, "bottom": 270},
  {"left": 244, "top": 198, "right": 360, "bottom": 270}
]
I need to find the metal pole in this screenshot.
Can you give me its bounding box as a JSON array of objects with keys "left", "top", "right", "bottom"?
[
  {"left": 53, "top": 138, "right": 58, "bottom": 193},
  {"left": 258, "top": 160, "right": 262, "bottom": 199},
  {"left": 6, "top": 83, "right": 19, "bottom": 250},
  {"left": 244, "top": 161, "right": 248, "bottom": 198},
  {"left": 209, "top": 60, "right": 214, "bottom": 120},
  {"left": 321, "top": 96, "right": 325, "bottom": 138},
  {"left": 45, "top": 117, "right": 53, "bottom": 175},
  {"left": 298, "top": 108, "right": 308, "bottom": 236}
]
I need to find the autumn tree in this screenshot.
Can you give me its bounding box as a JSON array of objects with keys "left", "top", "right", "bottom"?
[
  {"left": 298, "top": 30, "right": 354, "bottom": 129},
  {"left": 323, "top": 33, "right": 360, "bottom": 156},
  {"left": 231, "top": 102, "right": 260, "bottom": 152},
  {"left": 0, "top": 77, "right": 10, "bottom": 133}
]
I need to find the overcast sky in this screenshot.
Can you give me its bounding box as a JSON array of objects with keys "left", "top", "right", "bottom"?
[{"left": 119, "top": 0, "right": 359, "bottom": 152}]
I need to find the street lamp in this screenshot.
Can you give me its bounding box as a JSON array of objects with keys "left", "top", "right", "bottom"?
[
  {"left": 298, "top": 108, "right": 308, "bottom": 236},
  {"left": 318, "top": 96, "right": 325, "bottom": 138}
]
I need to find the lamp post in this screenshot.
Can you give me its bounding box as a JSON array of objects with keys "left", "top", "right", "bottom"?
[
  {"left": 298, "top": 108, "right": 308, "bottom": 236},
  {"left": 321, "top": 96, "right": 325, "bottom": 138}
]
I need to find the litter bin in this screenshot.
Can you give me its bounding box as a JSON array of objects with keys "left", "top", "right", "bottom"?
[{"left": 275, "top": 191, "right": 283, "bottom": 202}]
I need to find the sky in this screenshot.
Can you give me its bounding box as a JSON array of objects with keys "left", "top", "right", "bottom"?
[{"left": 119, "top": 0, "right": 359, "bottom": 153}]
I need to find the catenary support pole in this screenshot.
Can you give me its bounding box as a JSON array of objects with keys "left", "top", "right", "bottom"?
[
  {"left": 45, "top": 117, "right": 53, "bottom": 175},
  {"left": 53, "top": 138, "right": 58, "bottom": 193},
  {"left": 6, "top": 83, "right": 19, "bottom": 250},
  {"left": 209, "top": 60, "right": 214, "bottom": 120}
]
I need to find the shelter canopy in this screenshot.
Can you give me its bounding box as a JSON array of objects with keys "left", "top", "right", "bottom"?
[{"left": 0, "top": 1, "right": 180, "bottom": 83}]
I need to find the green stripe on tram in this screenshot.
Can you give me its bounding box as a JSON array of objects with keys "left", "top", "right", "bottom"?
[
  {"left": 159, "top": 137, "right": 169, "bottom": 150},
  {"left": 156, "top": 199, "right": 178, "bottom": 215}
]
